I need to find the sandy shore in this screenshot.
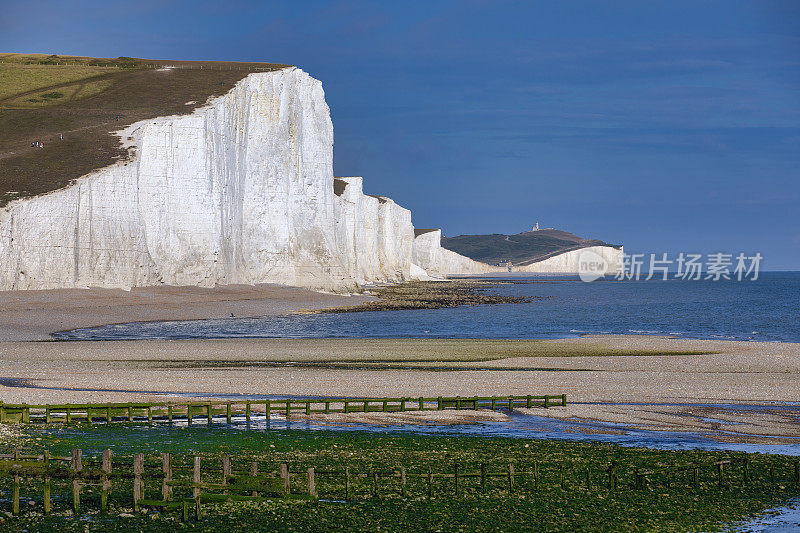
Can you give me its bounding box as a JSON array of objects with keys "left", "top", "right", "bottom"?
[
  {"left": 0, "top": 334, "right": 797, "bottom": 441},
  {"left": 0, "top": 284, "right": 374, "bottom": 341}
]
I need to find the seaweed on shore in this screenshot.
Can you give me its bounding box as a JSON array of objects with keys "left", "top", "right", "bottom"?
[{"left": 319, "top": 280, "right": 541, "bottom": 313}]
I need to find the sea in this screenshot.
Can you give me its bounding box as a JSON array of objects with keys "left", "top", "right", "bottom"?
[{"left": 55, "top": 271, "right": 800, "bottom": 342}]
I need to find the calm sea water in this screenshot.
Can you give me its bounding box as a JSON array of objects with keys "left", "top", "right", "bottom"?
[{"left": 56, "top": 271, "right": 800, "bottom": 342}]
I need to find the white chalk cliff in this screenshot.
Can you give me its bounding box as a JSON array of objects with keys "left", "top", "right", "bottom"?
[
  {"left": 0, "top": 68, "right": 620, "bottom": 292},
  {"left": 515, "top": 245, "right": 623, "bottom": 274}
]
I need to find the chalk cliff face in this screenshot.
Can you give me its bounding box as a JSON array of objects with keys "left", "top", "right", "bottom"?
[
  {"left": 1, "top": 67, "right": 359, "bottom": 291},
  {"left": 515, "top": 245, "right": 624, "bottom": 274},
  {"left": 412, "top": 229, "right": 503, "bottom": 277},
  {"left": 0, "top": 68, "right": 479, "bottom": 292},
  {"left": 0, "top": 68, "right": 622, "bottom": 292},
  {"left": 333, "top": 177, "right": 414, "bottom": 284}
]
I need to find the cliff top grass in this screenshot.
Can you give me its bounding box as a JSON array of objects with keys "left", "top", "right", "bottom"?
[
  {"left": 0, "top": 53, "right": 289, "bottom": 207},
  {"left": 441, "top": 229, "right": 622, "bottom": 266}
]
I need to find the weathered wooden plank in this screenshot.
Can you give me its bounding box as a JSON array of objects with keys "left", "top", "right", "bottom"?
[
  {"left": 308, "top": 467, "right": 316, "bottom": 497},
  {"left": 101, "top": 449, "right": 112, "bottom": 512},
  {"left": 43, "top": 451, "right": 51, "bottom": 514},
  {"left": 72, "top": 449, "right": 82, "bottom": 514},
  {"left": 162, "top": 453, "right": 172, "bottom": 501},
  {"left": 193, "top": 456, "right": 201, "bottom": 500}
]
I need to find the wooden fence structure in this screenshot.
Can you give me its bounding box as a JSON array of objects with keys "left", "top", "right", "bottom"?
[
  {"left": 0, "top": 448, "right": 797, "bottom": 521},
  {"left": 0, "top": 394, "right": 567, "bottom": 426}
]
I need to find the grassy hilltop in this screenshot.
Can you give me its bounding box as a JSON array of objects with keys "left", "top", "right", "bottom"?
[
  {"left": 0, "top": 54, "right": 288, "bottom": 207},
  {"left": 441, "top": 228, "right": 621, "bottom": 266}
]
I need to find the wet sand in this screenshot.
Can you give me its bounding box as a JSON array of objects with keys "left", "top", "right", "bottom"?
[
  {"left": 0, "top": 334, "right": 797, "bottom": 441},
  {"left": 0, "top": 284, "right": 374, "bottom": 341}
]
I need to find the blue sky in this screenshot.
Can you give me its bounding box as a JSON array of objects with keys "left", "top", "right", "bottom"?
[{"left": 3, "top": 1, "right": 799, "bottom": 268}]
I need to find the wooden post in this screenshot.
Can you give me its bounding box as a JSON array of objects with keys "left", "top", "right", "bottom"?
[
  {"left": 246, "top": 402, "right": 252, "bottom": 422},
  {"left": 344, "top": 400, "right": 350, "bottom": 413},
  {"left": 193, "top": 456, "right": 201, "bottom": 501},
  {"left": 481, "top": 463, "right": 486, "bottom": 492},
  {"left": 147, "top": 406, "right": 152, "bottom": 424},
  {"left": 251, "top": 461, "right": 259, "bottom": 496},
  {"left": 127, "top": 405, "right": 133, "bottom": 422},
  {"left": 101, "top": 449, "right": 112, "bottom": 512},
  {"left": 285, "top": 401, "right": 290, "bottom": 419},
  {"left": 363, "top": 400, "right": 368, "bottom": 413},
  {"left": 607, "top": 461, "right": 617, "bottom": 491},
  {"left": 306, "top": 401, "right": 311, "bottom": 415},
  {"left": 324, "top": 400, "right": 330, "bottom": 414},
  {"left": 491, "top": 397, "right": 496, "bottom": 410},
  {"left": 46, "top": 406, "right": 51, "bottom": 424},
  {"left": 281, "top": 463, "right": 290, "bottom": 494},
  {"left": 106, "top": 406, "right": 111, "bottom": 423},
  {"left": 72, "top": 448, "right": 82, "bottom": 514},
  {"left": 743, "top": 458, "right": 749, "bottom": 486},
  {"left": 66, "top": 407, "right": 72, "bottom": 423},
  {"left": 168, "top": 405, "right": 173, "bottom": 423},
  {"left": 561, "top": 393, "right": 567, "bottom": 406},
  {"left": 401, "top": 467, "right": 407, "bottom": 497},
  {"left": 266, "top": 400, "right": 271, "bottom": 420},
  {"left": 454, "top": 462, "right": 459, "bottom": 496},
  {"left": 382, "top": 399, "right": 388, "bottom": 412},
  {"left": 473, "top": 396, "right": 479, "bottom": 410},
  {"left": 162, "top": 453, "right": 172, "bottom": 500},
  {"left": 207, "top": 402, "right": 213, "bottom": 424},
  {"left": 437, "top": 397, "right": 443, "bottom": 410},
  {"left": 12, "top": 473, "right": 20, "bottom": 515},
  {"left": 509, "top": 462, "right": 515, "bottom": 492},
  {"left": 526, "top": 395, "right": 532, "bottom": 408},
  {"left": 401, "top": 399, "right": 406, "bottom": 412},
  {"left": 345, "top": 467, "right": 351, "bottom": 501},
  {"left": 456, "top": 396, "right": 461, "bottom": 410},
  {"left": 133, "top": 453, "right": 144, "bottom": 511},
  {"left": 226, "top": 403, "right": 232, "bottom": 423},
  {"left": 427, "top": 466, "right": 433, "bottom": 498},
  {"left": 22, "top": 406, "right": 30, "bottom": 423},
  {"left": 43, "top": 451, "right": 51, "bottom": 514},
  {"left": 418, "top": 397, "right": 424, "bottom": 411},
  {"left": 220, "top": 455, "right": 231, "bottom": 495},
  {"left": 544, "top": 396, "right": 550, "bottom": 408},
  {"left": 508, "top": 396, "right": 514, "bottom": 411},
  {"left": 308, "top": 468, "right": 317, "bottom": 497}
]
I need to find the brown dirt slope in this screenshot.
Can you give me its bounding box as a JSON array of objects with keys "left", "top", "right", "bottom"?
[{"left": 0, "top": 54, "right": 288, "bottom": 206}]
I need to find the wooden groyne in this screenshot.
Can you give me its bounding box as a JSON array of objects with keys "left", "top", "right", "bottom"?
[
  {"left": 0, "top": 448, "right": 796, "bottom": 521},
  {"left": 0, "top": 394, "right": 567, "bottom": 425}
]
